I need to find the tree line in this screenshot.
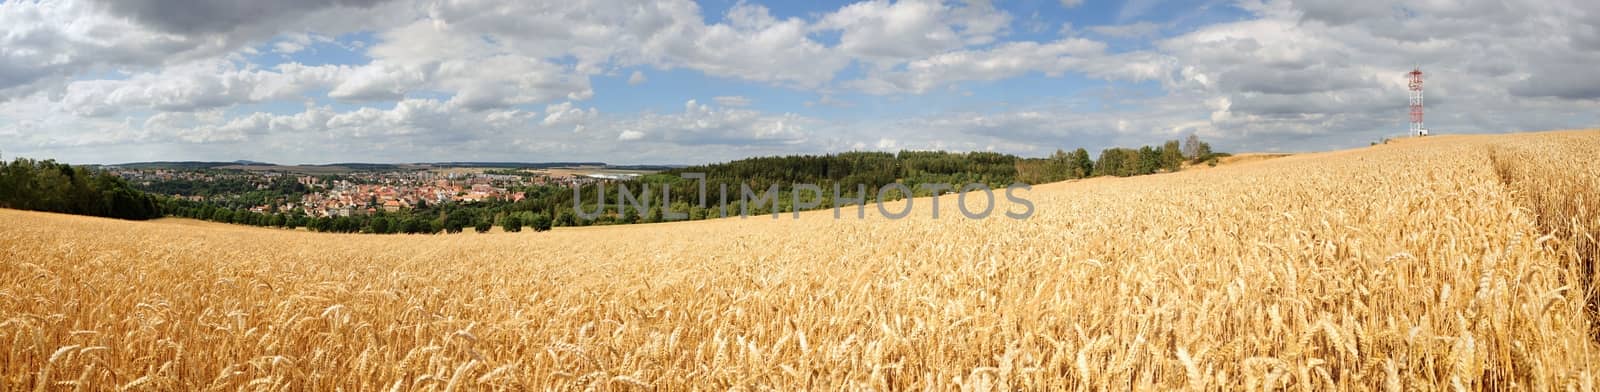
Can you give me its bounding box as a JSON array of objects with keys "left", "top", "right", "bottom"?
[
  {"left": 159, "top": 197, "right": 554, "bottom": 234},
  {"left": 1017, "top": 134, "right": 1223, "bottom": 183},
  {"left": 0, "top": 158, "right": 163, "bottom": 220}
]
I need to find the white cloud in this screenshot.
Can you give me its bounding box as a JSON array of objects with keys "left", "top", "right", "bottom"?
[
  {"left": 541, "top": 101, "right": 598, "bottom": 132},
  {"left": 349, "top": 20, "right": 595, "bottom": 109},
  {"left": 420, "top": 0, "right": 848, "bottom": 88},
  {"left": 617, "top": 130, "right": 646, "bottom": 141},
  {"left": 847, "top": 37, "right": 1115, "bottom": 94},
  {"left": 0, "top": 0, "right": 412, "bottom": 100},
  {"left": 612, "top": 99, "right": 813, "bottom": 146},
  {"left": 325, "top": 61, "right": 423, "bottom": 101},
  {"left": 815, "top": 0, "right": 1011, "bottom": 65},
  {"left": 59, "top": 60, "right": 347, "bottom": 117},
  {"left": 93, "top": 0, "right": 403, "bottom": 37},
  {"left": 3, "top": 0, "right": 1599, "bottom": 165},
  {"left": 1140, "top": 0, "right": 1600, "bottom": 145},
  {"left": 648, "top": 2, "right": 849, "bottom": 88},
  {"left": 271, "top": 33, "right": 335, "bottom": 55}
]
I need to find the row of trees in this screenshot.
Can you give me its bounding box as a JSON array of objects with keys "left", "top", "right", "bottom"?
[
  {"left": 0, "top": 158, "right": 163, "bottom": 220},
  {"left": 160, "top": 198, "right": 557, "bottom": 234},
  {"left": 1017, "top": 134, "right": 1223, "bottom": 183}
]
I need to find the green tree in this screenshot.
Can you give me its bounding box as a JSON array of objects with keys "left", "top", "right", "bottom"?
[
  {"left": 443, "top": 209, "right": 473, "bottom": 233},
  {"left": 502, "top": 215, "right": 523, "bottom": 232},
  {"left": 332, "top": 217, "right": 355, "bottom": 232},
  {"left": 1161, "top": 140, "right": 1184, "bottom": 172},
  {"left": 555, "top": 210, "right": 577, "bottom": 227},
  {"left": 368, "top": 217, "right": 392, "bottom": 234},
  {"left": 308, "top": 217, "right": 331, "bottom": 232},
  {"left": 1137, "top": 146, "right": 1161, "bottom": 175},
  {"left": 211, "top": 208, "right": 233, "bottom": 223},
  {"left": 1069, "top": 148, "right": 1094, "bottom": 179},
  {"left": 1094, "top": 148, "right": 1125, "bottom": 177},
  {"left": 530, "top": 213, "right": 553, "bottom": 232},
  {"left": 473, "top": 219, "right": 492, "bottom": 233},
  {"left": 620, "top": 206, "right": 639, "bottom": 224},
  {"left": 402, "top": 217, "right": 434, "bottom": 234}
]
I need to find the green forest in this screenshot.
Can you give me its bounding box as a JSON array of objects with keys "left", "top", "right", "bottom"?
[
  {"left": 0, "top": 136, "right": 1224, "bottom": 234},
  {"left": 0, "top": 158, "right": 163, "bottom": 220}
]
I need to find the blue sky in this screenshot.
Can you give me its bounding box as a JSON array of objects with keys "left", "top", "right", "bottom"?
[{"left": 0, "top": 0, "right": 1596, "bottom": 164}]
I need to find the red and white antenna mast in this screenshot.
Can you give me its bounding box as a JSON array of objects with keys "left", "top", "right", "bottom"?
[{"left": 1408, "top": 68, "right": 1426, "bottom": 136}]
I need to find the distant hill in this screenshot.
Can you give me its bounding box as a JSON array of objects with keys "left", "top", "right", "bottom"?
[
  {"left": 426, "top": 162, "right": 608, "bottom": 169},
  {"left": 598, "top": 164, "right": 685, "bottom": 171},
  {"left": 104, "top": 161, "right": 246, "bottom": 170},
  {"left": 102, "top": 161, "right": 681, "bottom": 172}
]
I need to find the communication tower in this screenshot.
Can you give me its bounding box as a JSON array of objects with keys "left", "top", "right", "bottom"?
[{"left": 1408, "top": 68, "right": 1427, "bottom": 136}]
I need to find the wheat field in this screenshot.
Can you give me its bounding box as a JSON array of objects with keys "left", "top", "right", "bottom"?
[{"left": 2, "top": 130, "right": 1598, "bottom": 390}]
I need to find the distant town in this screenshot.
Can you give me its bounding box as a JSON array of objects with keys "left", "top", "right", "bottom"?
[{"left": 105, "top": 163, "right": 657, "bottom": 218}]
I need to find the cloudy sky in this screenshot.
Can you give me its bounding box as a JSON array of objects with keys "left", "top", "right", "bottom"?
[{"left": 1, "top": 0, "right": 1596, "bottom": 165}]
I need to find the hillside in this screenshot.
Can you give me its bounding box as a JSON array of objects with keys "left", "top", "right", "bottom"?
[{"left": 2, "top": 130, "right": 1598, "bottom": 389}]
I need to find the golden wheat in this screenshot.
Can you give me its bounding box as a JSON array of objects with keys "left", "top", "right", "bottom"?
[{"left": 2, "top": 130, "right": 1599, "bottom": 390}]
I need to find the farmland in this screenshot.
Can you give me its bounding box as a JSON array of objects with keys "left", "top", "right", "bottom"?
[{"left": 2, "top": 130, "right": 1598, "bottom": 390}]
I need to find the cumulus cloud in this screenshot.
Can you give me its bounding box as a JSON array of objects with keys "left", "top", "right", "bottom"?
[
  {"left": 541, "top": 101, "right": 599, "bottom": 132},
  {"left": 59, "top": 60, "right": 347, "bottom": 117},
  {"left": 3, "top": 0, "right": 1599, "bottom": 165},
  {"left": 0, "top": 0, "right": 413, "bottom": 100},
  {"left": 419, "top": 0, "right": 849, "bottom": 88},
  {"left": 1150, "top": 0, "right": 1600, "bottom": 144},
  {"left": 612, "top": 99, "right": 813, "bottom": 146},
  {"left": 0, "top": 0, "right": 195, "bottom": 97},
  {"left": 815, "top": 0, "right": 1010, "bottom": 65},
  {"left": 93, "top": 0, "right": 396, "bottom": 35},
  {"left": 650, "top": 2, "right": 849, "bottom": 87},
  {"left": 847, "top": 38, "right": 1113, "bottom": 94},
  {"left": 1509, "top": 62, "right": 1600, "bottom": 100}
]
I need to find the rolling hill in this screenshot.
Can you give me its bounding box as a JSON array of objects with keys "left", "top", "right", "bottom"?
[{"left": 2, "top": 130, "right": 1597, "bottom": 390}]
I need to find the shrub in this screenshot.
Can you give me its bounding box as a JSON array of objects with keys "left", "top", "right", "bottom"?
[
  {"left": 530, "top": 213, "right": 553, "bottom": 232},
  {"left": 502, "top": 215, "right": 523, "bottom": 233}
]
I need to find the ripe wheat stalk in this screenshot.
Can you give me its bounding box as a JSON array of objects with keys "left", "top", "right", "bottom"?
[{"left": 1, "top": 130, "right": 1598, "bottom": 390}]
